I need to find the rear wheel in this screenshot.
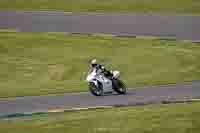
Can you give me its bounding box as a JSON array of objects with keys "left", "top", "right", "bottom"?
[
  {"left": 112, "top": 79, "right": 126, "bottom": 94},
  {"left": 89, "top": 82, "right": 103, "bottom": 96}
]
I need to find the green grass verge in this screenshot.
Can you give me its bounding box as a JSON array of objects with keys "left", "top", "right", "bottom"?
[
  {"left": 1, "top": 103, "right": 200, "bottom": 133},
  {"left": 0, "top": 31, "right": 200, "bottom": 98},
  {"left": 0, "top": 0, "right": 200, "bottom": 14}
]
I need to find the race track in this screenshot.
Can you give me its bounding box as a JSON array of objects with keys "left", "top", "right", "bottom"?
[
  {"left": 0, "top": 81, "right": 200, "bottom": 117},
  {"left": 0, "top": 11, "right": 200, "bottom": 117},
  {"left": 0, "top": 11, "right": 200, "bottom": 40}
]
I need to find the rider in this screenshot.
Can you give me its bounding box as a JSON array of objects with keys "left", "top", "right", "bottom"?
[{"left": 89, "top": 59, "right": 113, "bottom": 78}]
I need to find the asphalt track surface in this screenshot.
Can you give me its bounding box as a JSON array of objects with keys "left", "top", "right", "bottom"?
[
  {"left": 0, "top": 81, "right": 200, "bottom": 117},
  {"left": 0, "top": 11, "right": 200, "bottom": 40}
]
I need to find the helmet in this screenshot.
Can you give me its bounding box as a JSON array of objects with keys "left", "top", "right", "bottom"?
[{"left": 91, "top": 59, "right": 97, "bottom": 67}]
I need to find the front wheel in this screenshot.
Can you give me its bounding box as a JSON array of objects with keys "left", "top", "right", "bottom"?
[
  {"left": 89, "top": 82, "right": 103, "bottom": 96},
  {"left": 112, "top": 79, "right": 127, "bottom": 94}
]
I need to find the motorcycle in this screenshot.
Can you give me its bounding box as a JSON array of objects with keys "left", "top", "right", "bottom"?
[{"left": 86, "top": 68, "right": 127, "bottom": 96}]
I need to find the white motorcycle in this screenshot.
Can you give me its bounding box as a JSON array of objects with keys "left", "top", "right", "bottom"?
[{"left": 86, "top": 68, "right": 126, "bottom": 96}]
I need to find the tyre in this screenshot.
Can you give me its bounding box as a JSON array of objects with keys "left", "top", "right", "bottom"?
[
  {"left": 89, "top": 82, "right": 103, "bottom": 96},
  {"left": 112, "top": 79, "right": 126, "bottom": 94}
]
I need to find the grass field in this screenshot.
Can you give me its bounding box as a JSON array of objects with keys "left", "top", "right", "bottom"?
[
  {"left": 0, "top": 0, "right": 200, "bottom": 14},
  {"left": 0, "top": 31, "right": 200, "bottom": 97},
  {"left": 0, "top": 102, "right": 200, "bottom": 133}
]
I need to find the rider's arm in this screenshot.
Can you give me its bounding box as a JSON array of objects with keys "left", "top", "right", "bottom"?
[{"left": 88, "top": 68, "right": 94, "bottom": 74}]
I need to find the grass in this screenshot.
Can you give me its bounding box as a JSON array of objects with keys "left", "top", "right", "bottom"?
[
  {"left": 0, "top": 31, "right": 200, "bottom": 98},
  {"left": 1, "top": 102, "right": 200, "bottom": 133},
  {"left": 0, "top": 0, "right": 200, "bottom": 14}
]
